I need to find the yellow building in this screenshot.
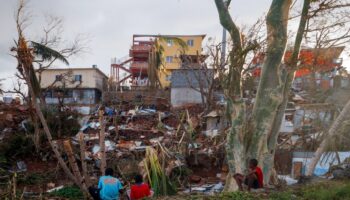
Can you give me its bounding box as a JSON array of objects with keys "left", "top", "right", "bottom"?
[{"left": 156, "top": 35, "right": 206, "bottom": 87}]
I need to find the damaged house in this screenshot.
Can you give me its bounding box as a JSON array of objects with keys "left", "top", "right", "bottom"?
[{"left": 39, "top": 66, "right": 108, "bottom": 114}]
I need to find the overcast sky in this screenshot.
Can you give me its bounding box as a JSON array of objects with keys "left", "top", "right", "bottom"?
[
  {"left": 0, "top": 0, "right": 273, "bottom": 90},
  {"left": 1, "top": 0, "right": 348, "bottom": 91}
]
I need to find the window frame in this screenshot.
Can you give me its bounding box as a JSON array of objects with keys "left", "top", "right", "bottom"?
[
  {"left": 187, "top": 39, "right": 194, "bottom": 47},
  {"left": 55, "top": 75, "right": 62, "bottom": 81},
  {"left": 166, "top": 56, "right": 173, "bottom": 63},
  {"left": 167, "top": 39, "right": 173, "bottom": 47},
  {"left": 74, "top": 74, "right": 82, "bottom": 82}
]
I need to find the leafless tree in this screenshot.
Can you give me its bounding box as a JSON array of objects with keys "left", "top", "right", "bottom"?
[{"left": 34, "top": 15, "right": 89, "bottom": 89}]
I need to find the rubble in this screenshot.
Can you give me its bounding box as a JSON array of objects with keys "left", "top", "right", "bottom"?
[
  {"left": 0, "top": 102, "right": 30, "bottom": 135},
  {"left": 0, "top": 95, "right": 230, "bottom": 197},
  {"left": 66, "top": 101, "right": 228, "bottom": 195}
]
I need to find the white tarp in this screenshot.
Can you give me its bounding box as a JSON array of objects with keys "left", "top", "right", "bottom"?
[{"left": 292, "top": 151, "right": 350, "bottom": 176}]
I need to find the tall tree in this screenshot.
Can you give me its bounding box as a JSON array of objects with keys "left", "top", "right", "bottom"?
[
  {"left": 214, "top": 0, "right": 311, "bottom": 190},
  {"left": 214, "top": 0, "right": 350, "bottom": 190}
]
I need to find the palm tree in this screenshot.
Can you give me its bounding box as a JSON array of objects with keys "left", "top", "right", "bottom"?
[{"left": 12, "top": 0, "right": 88, "bottom": 195}]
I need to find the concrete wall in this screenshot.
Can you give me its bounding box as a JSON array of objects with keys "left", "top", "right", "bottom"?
[
  {"left": 39, "top": 68, "right": 107, "bottom": 91},
  {"left": 103, "top": 89, "right": 170, "bottom": 105},
  {"left": 171, "top": 87, "right": 203, "bottom": 107},
  {"left": 45, "top": 89, "right": 101, "bottom": 105}
]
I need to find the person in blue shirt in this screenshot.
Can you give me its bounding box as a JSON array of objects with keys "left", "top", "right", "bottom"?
[{"left": 98, "top": 168, "right": 123, "bottom": 200}]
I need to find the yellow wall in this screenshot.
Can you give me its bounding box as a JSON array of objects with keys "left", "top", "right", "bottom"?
[{"left": 157, "top": 35, "right": 205, "bottom": 87}]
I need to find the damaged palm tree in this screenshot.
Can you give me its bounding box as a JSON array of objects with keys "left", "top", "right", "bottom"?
[
  {"left": 11, "top": 0, "right": 88, "bottom": 195},
  {"left": 142, "top": 147, "right": 176, "bottom": 196}
]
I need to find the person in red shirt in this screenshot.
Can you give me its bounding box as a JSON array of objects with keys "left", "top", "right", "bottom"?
[
  {"left": 130, "top": 174, "right": 151, "bottom": 200},
  {"left": 233, "top": 159, "right": 264, "bottom": 191}
]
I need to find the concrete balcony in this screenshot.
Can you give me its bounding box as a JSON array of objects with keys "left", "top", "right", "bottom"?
[
  {"left": 129, "top": 45, "right": 151, "bottom": 58},
  {"left": 130, "top": 62, "right": 148, "bottom": 75}
]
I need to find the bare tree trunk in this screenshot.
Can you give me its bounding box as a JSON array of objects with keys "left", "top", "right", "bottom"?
[
  {"left": 63, "top": 140, "right": 89, "bottom": 197},
  {"left": 248, "top": 0, "right": 292, "bottom": 186},
  {"left": 79, "top": 132, "right": 90, "bottom": 187},
  {"left": 26, "top": 75, "right": 79, "bottom": 185},
  {"left": 306, "top": 99, "right": 350, "bottom": 176},
  {"left": 16, "top": 36, "right": 81, "bottom": 192},
  {"left": 99, "top": 109, "right": 107, "bottom": 175},
  {"left": 33, "top": 114, "right": 41, "bottom": 152},
  {"left": 215, "top": 0, "right": 292, "bottom": 191},
  {"left": 224, "top": 100, "right": 247, "bottom": 191},
  {"left": 63, "top": 140, "right": 84, "bottom": 182},
  {"left": 262, "top": 0, "right": 311, "bottom": 184}
]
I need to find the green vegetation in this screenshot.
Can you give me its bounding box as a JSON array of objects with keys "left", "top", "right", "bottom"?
[
  {"left": 17, "top": 172, "right": 46, "bottom": 185},
  {"left": 217, "top": 192, "right": 255, "bottom": 200},
  {"left": 268, "top": 181, "right": 350, "bottom": 200},
  {"left": 300, "top": 181, "right": 350, "bottom": 200},
  {"left": 49, "top": 186, "right": 84, "bottom": 200},
  {"left": 16, "top": 171, "right": 57, "bottom": 186},
  {"left": 154, "top": 181, "right": 350, "bottom": 200},
  {"left": 0, "top": 134, "right": 34, "bottom": 159},
  {"left": 144, "top": 147, "right": 177, "bottom": 196},
  {"left": 42, "top": 106, "right": 81, "bottom": 139},
  {"left": 269, "top": 191, "right": 296, "bottom": 200}
]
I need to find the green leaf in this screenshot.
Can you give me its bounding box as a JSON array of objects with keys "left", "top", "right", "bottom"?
[{"left": 31, "top": 41, "right": 69, "bottom": 65}]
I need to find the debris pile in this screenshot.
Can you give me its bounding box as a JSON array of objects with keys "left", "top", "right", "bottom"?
[
  {"left": 71, "top": 102, "right": 228, "bottom": 194},
  {"left": 0, "top": 102, "right": 30, "bottom": 140}
]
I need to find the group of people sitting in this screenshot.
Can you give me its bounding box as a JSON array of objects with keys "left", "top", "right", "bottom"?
[
  {"left": 89, "top": 168, "right": 151, "bottom": 200},
  {"left": 90, "top": 159, "right": 263, "bottom": 200}
]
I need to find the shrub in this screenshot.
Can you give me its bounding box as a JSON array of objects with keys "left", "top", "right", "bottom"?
[
  {"left": 0, "top": 134, "right": 34, "bottom": 159},
  {"left": 17, "top": 172, "right": 46, "bottom": 185}
]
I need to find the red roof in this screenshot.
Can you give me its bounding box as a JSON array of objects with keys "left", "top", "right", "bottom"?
[{"left": 252, "top": 47, "right": 344, "bottom": 77}]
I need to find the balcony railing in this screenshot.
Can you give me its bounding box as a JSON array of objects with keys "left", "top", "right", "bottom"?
[
  {"left": 130, "top": 62, "right": 149, "bottom": 70},
  {"left": 130, "top": 45, "right": 151, "bottom": 57}
]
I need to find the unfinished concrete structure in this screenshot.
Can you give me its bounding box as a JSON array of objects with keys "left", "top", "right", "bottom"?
[{"left": 170, "top": 69, "right": 213, "bottom": 107}]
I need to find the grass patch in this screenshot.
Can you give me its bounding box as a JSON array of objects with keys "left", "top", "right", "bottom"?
[
  {"left": 17, "top": 172, "right": 47, "bottom": 185},
  {"left": 49, "top": 186, "right": 83, "bottom": 200},
  {"left": 218, "top": 192, "right": 255, "bottom": 200},
  {"left": 300, "top": 181, "right": 350, "bottom": 200},
  {"left": 269, "top": 190, "right": 296, "bottom": 200}
]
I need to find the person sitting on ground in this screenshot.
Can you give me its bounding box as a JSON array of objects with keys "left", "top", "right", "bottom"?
[
  {"left": 233, "top": 158, "right": 263, "bottom": 191},
  {"left": 130, "top": 174, "right": 151, "bottom": 200},
  {"left": 98, "top": 168, "right": 123, "bottom": 200}
]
